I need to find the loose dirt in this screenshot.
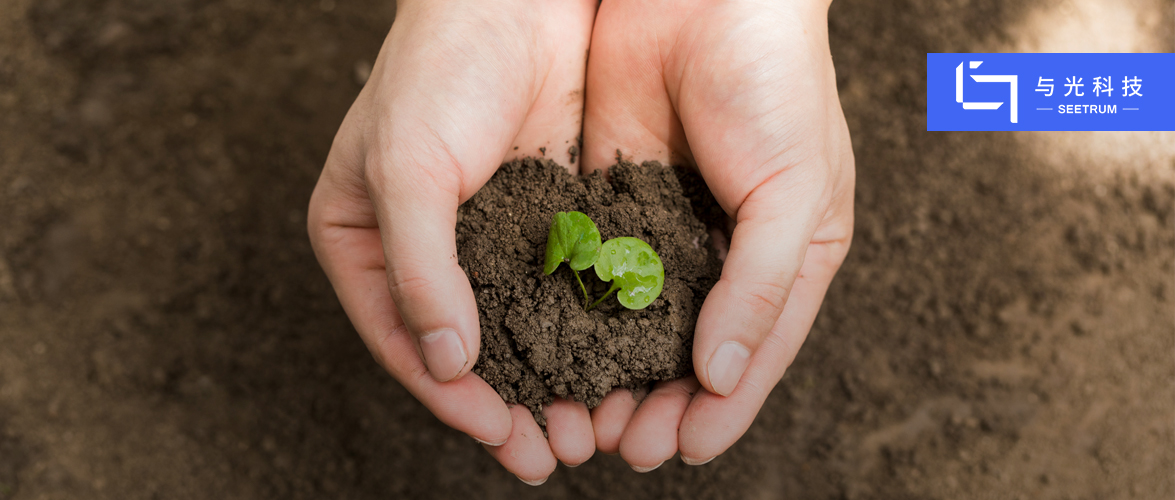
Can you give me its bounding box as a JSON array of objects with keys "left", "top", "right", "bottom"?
[{"left": 458, "top": 158, "right": 722, "bottom": 415}]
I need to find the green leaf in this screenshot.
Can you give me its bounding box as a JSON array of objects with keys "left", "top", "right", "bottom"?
[
  {"left": 594, "top": 237, "right": 665, "bottom": 310},
  {"left": 543, "top": 211, "right": 602, "bottom": 275}
]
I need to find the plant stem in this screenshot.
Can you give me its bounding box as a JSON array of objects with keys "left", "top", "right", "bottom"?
[
  {"left": 585, "top": 281, "right": 620, "bottom": 312},
  {"left": 572, "top": 269, "right": 590, "bottom": 309}
]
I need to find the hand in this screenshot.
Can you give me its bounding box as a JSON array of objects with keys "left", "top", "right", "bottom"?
[
  {"left": 307, "top": 0, "right": 598, "bottom": 484},
  {"left": 580, "top": 0, "right": 855, "bottom": 469}
]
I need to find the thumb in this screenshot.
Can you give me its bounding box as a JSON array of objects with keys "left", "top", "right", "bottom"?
[
  {"left": 692, "top": 167, "right": 831, "bottom": 396},
  {"left": 366, "top": 147, "right": 480, "bottom": 383}
]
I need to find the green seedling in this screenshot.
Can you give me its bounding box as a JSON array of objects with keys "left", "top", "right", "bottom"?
[
  {"left": 543, "top": 211, "right": 602, "bottom": 307},
  {"left": 543, "top": 212, "right": 665, "bottom": 311},
  {"left": 590, "top": 237, "right": 664, "bottom": 310}
]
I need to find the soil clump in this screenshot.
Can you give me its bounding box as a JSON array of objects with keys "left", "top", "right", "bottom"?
[{"left": 457, "top": 158, "right": 723, "bottom": 417}]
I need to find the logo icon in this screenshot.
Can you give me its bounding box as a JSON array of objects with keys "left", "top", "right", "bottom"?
[{"left": 956, "top": 61, "right": 1018, "bottom": 123}]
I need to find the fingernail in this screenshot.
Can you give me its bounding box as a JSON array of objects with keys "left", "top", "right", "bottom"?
[
  {"left": 561, "top": 461, "right": 582, "bottom": 468},
  {"left": 706, "top": 341, "right": 751, "bottom": 397},
  {"left": 681, "top": 455, "right": 716, "bottom": 466},
  {"left": 419, "top": 329, "right": 468, "bottom": 382},
  {"left": 631, "top": 461, "right": 664, "bottom": 473},
  {"left": 473, "top": 436, "right": 507, "bottom": 447},
  {"left": 517, "top": 475, "right": 547, "bottom": 486}
]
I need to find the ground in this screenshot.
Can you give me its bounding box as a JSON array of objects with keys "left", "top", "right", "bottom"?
[{"left": 0, "top": 0, "right": 1171, "bottom": 499}]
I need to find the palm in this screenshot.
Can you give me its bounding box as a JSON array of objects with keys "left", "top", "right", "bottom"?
[{"left": 581, "top": 0, "right": 854, "bottom": 469}]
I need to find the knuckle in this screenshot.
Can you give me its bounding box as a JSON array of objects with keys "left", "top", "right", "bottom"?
[
  {"left": 737, "top": 279, "right": 789, "bottom": 318},
  {"left": 363, "top": 136, "right": 467, "bottom": 202},
  {"left": 742, "top": 376, "right": 767, "bottom": 396},
  {"left": 664, "top": 381, "right": 699, "bottom": 401},
  {"left": 406, "top": 360, "right": 433, "bottom": 386},
  {"left": 375, "top": 323, "right": 432, "bottom": 384},
  {"left": 370, "top": 323, "right": 403, "bottom": 369},
  {"left": 385, "top": 269, "right": 438, "bottom": 301},
  {"left": 761, "top": 329, "right": 793, "bottom": 356}
]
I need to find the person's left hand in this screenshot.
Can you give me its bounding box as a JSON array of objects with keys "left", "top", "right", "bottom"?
[
  {"left": 307, "top": 0, "right": 599, "bottom": 484},
  {"left": 579, "top": 0, "right": 855, "bottom": 470}
]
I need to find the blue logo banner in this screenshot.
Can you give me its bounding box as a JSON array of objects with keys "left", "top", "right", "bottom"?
[{"left": 927, "top": 53, "right": 1175, "bottom": 131}]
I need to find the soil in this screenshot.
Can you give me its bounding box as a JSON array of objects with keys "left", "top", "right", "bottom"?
[
  {"left": 0, "top": 0, "right": 1172, "bottom": 499},
  {"left": 457, "top": 158, "right": 722, "bottom": 416}
]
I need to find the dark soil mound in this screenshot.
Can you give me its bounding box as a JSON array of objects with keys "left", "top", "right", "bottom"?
[{"left": 456, "top": 158, "right": 723, "bottom": 416}]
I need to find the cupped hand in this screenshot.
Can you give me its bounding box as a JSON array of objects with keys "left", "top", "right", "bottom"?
[
  {"left": 307, "top": 0, "right": 597, "bottom": 484},
  {"left": 581, "top": 0, "right": 855, "bottom": 470}
]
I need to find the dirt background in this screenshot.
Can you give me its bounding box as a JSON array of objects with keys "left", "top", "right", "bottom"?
[{"left": 0, "top": 0, "right": 1172, "bottom": 499}]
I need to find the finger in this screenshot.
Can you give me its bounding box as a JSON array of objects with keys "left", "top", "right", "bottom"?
[
  {"left": 542, "top": 397, "right": 595, "bottom": 467},
  {"left": 690, "top": 166, "right": 835, "bottom": 396},
  {"left": 361, "top": 13, "right": 512, "bottom": 383},
  {"left": 483, "top": 405, "right": 559, "bottom": 486},
  {"left": 508, "top": 0, "right": 598, "bottom": 172},
  {"left": 679, "top": 239, "right": 846, "bottom": 464},
  {"left": 590, "top": 387, "right": 644, "bottom": 454},
  {"left": 364, "top": 155, "right": 481, "bottom": 383},
  {"left": 308, "top": 207, "right": 513, "bottom": 444},
  {"left": 619, "top": 377, "right": 701, "bottom": 472},
  {"left": 580, "top": 0, "right": 692, "bottom": 174}
]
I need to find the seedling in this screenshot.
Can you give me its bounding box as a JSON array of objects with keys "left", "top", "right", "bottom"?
[
  {"left": 543, "top": 211, "right": 602, "bottom": 308},
  {"left": 543, "top": 212, "right": 665, "bottom": 311},
  {"left": 590, "top": 237, "right": 664, "bottom": 310}
]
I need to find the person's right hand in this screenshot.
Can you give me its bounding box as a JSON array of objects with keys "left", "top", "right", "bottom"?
[
  {"left": 579, "top": 0, "right": 855, "bottom": 471},
  {"left": 307, "top": 0, "right": 597, "bottom": 484}
]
